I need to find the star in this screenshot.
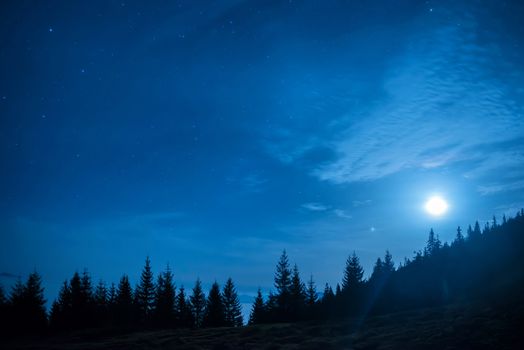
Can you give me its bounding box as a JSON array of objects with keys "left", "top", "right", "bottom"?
[{"left": 49, "top": 27, "right": 53, "bottom": 32}]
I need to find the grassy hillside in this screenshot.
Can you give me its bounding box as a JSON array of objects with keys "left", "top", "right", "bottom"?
[{"left": 4, "top": 300, "right": 523, "bottom": 350}]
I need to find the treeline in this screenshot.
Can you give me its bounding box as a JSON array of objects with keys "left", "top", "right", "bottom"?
[
  {"left": 248, "top": 210, "right": 524, "bottom": 324},
  {"left": 1, "top": 210, "right": 523, "bottom": 336},
  {"left": 0, "top": 258, "right": 242, "bottom": 336}
]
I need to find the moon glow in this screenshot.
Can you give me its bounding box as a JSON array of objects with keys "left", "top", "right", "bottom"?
[{"left": 425, "top": 196, "right": 448, "bottom": 216}]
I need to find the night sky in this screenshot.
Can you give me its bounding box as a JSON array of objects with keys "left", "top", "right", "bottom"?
[{"left": 1, "top": 0, "right": 524, "bottom": 305}]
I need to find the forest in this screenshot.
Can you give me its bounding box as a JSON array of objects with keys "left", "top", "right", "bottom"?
[{"left": 1, "top": 210, "right": 523, "bottom": 338}]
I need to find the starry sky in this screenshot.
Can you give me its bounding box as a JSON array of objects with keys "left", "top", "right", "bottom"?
[{"left": 1, "top": 0, "right": 524, "bottom": 304}]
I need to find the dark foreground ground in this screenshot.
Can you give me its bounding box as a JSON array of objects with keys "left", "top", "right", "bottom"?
[{"left": 4, "top": 302, "right": 524, "bottom": 350}]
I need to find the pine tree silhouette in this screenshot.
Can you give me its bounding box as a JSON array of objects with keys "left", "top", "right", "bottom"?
[
  {"left": 107, "top": 282, "right": 117, "bottom": 325},
  {"left": 222, "top": 278, "right": 243, "bottom": 327},
  {"left": 0, "top": 284, "right": 5, "bottom": 306},
  {"left": 425, "top": 228, "right": 441, "bottom": 255},
  {"left": 203, "top": 281, "right": 225, "bottom": 327},
  {"left": 305, "top": 275, "right": 318, "bottom": 320},
  {"left": 8, "top": 272, "right": 47, "bottom": 334},
  {"left": 153, "top": 265, "right": 176, "bottom": 328},
  {"left": 305, "top": 275, "right": 318, "bottom": 306},
  {"left": 473, "top": 221, "right": 482, "bottom": 237},
  {"left": 115, "top": 275, "right": 134, "bottom": 327},
  {"left": 466, "top": 224, "right": 473, "bottom": 240},
  {"left": 0, "top": 284, "right": 6, "bottom": 333},
  {"left": 135, "top": 256, "right": 155, "bottom": 325},
  {"left": 175, "top": 285, "right": 194, "bottom": 328},
  {"left": 94, "top": 280, "right": 108, "bottom": 326},
  {"left": 274, "top": 250, "right": 292, "bottom": 320},
  {"left": 320, "top": 283, "right": 335, "bottom": 320},
  {"left": 454, "top": 226, "right": 465, "bottom": 245},
  {"left": 80, "top": 269, "right": 95, "bottom": 327},
  {"left": 23, "top": 272, "right": 47, "bottom": 333},
  {"left": 248, "top": 288, "right": 265, "bottom": 325},
  {"left": 190, "top": 279, "right": 205, "bottom": 328},
  {"left": 383, "top": 251, "right": 395, "bottom": 273},
  {"left": 49, "top": 280, "right": 71, "bottom": 330},
  {"left": 289, "top": 264, "right": 306, "bottom": 321},
  {"left": 342, "top": 252, "right": 364, "bottom": 291}
]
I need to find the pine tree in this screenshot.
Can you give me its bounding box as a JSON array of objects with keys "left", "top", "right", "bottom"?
[
  {"left": 203, "top": 281, "right": 225, "bottom": 327},
  {"left": 321, "top": 283, "right": 334, "bottom": 303},
  {"left": 22, "top": 272, "right": 47, "bottom": 332},
  {"left": 249, "top": 288, "right": 265, "bottom": 325},
  {"left": 305, "top": 275, "right": 318, "bottom": 306},
  {"left": 425, "top": 229, "right": 441, "bottom": 255},
  {"left": 176, "top": 285, "right": 193, "bottom": 328},
  {"left": 0, "top": 284, "right": 6, "bottom": 335},
  {"left": 49, "top": 280, "right": 71, "bottom": 329},
  {"left": 370, "top": 257, "right": 383, "bottom": 282},
  {"left": 265, "top": 291, "right": 278, "bottom": 321},
  {"left": 8, "top": 277, "right": 25, "bottom": 332},
  {"left": 289, "top": 264, "right": 306, "bottom": 320},
  {"left": 492, "top": 215, "right": 497, "bottom": 228},
  {"left": 342, "top": 252, "right": 364, "bottom": 291},
  {"left": 383, "top": 251, "right": 395, "bottom": 273},
  {"left": 108, "top": 283, "right": 117, "bottom": 305},
  {"left": 454, "top": 226, "right": 465, "bottom": 245},
  {"left": 80, "top": 269, "right": 93, "bottom": 303},
  {"left": 154, "top": 265, "right": 176, "bottom": 327},
  {"left": 190, "top": 279, "right": 205, "bottom": 328},
  {"left": 135, "top": 256, "right": 155, "bottom": 324},
  {"left": 502, "top": 214, "right": 507, "bottom": 225},
  {"left": 115, "top": 275, "right": 134, "bottom": 327},
  {"left": 9, "top": 273, "right": 46, "bottom": 333},
  {"left": 0, "top": 284, "right": 5, "bottom": 306},
  {"left": 466, "top": 224, "right": 473, "bottom": 240},
  {"left": 274, "top": 250, "right": 292, "bottom": 318},
  {"left": 94, "top": 280, "right": 108, "bottom": 325},
  {"left": 320, "top": 283, "right": 335, "bottom": 320},
  {"left": 222, "top": 278, "right": 243, "bottom": 327},
  {"left": 107, "top": 282, "right": 117, "bottom": 324},
  {"left": 335, "top": 283, "right": 341, "bottom": 296},
  {"left": 473, "top": 221, "right": 482, "bottom": 237},
  {"left": 80, "top": 269, "right": 94, "bottom": 326},
  {"left": 69, "top": 271, "right": 83, "bottom": 328},
  {"left": 94, "top": 280, "right": 107, "bottom": 306},
  {"left": 305, "top": 275, "right": 318, "bottom": 320}
]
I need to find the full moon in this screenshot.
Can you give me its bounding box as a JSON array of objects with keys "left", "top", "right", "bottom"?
[{"left": 424, "top": 196, "right": 448, "bottom": 216}]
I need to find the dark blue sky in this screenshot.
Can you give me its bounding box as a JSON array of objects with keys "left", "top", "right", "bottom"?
[{"left": 1, "top": 0, "right": 524, "bottom": 303}]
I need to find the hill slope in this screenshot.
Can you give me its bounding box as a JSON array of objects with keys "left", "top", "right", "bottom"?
[{"left": 4, "top": 300, "right": 523, "bottom": 350}]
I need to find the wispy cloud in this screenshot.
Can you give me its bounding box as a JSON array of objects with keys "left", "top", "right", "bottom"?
[
  {"left": 333, "top": 209, "right": 352, "bottom": 219},
  {"left": 352, "top": 200, "right": 372, "bottom": 207},
  {"left": 301, "top": 202, "right": 329, "bottom": 212},
  {"left": 312, "top": 15, "right": 524, "bottom": 184},
  {"left": 477, "top": 179, "right": 524, "bottom": 196}
]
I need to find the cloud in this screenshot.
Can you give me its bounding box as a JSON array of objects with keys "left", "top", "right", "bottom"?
[
  {"left": 333, "top": 209, "right": 352, "bottom": 219},
  {"left": 352, "top": 200, "right": 372, "bottom": 207},
  {"left": 477, "top": 179, "right": 524, "bottom": 196},
  {"left": 313, "top": 15, "right": 524, "bottom": 184},
  {"left": 301, "top": 202, "right": 329, "bottom": 212}
]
